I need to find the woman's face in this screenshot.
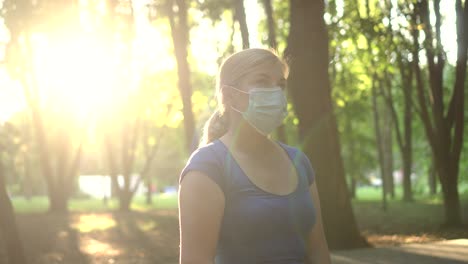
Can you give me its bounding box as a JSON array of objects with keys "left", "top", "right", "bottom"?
[{"left": 228, "top": 63, "right": 287, "bottom": 112}]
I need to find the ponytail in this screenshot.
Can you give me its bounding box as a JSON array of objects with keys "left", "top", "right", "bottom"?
[{"left": 200, "top": 109, "right": 229, "bottom": 146}]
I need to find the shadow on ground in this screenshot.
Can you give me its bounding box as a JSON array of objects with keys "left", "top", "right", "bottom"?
[
  {"left": 17, "top": 210, "right": 179, "bottom": 264},
  {"left": 332, "top": 239, "right": 468, "bottom": 264},
  {"left": 9, "top": 207, "right": 468, "bottom": 264}
]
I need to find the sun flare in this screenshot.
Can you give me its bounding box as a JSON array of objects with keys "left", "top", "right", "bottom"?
[{"left": 32, "top": 33, "right": 117, "bottom": 120}]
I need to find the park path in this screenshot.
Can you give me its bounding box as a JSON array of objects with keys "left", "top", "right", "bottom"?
[{"left": 331, "top": 239, "right": 468, "bottom": 264}]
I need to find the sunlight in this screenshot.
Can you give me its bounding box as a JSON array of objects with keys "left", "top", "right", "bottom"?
[
  {"left": 33, "top": 33, "right": 116, "bottom": 120},
  {"left": 72, "top": 214, "right": 117, "bottom": 233},
  {"left": 80, "top": 238, "right": 121, "bottom": 256},
  {"left": 137, "top": 220, "right": 158, "bottom": 231}
]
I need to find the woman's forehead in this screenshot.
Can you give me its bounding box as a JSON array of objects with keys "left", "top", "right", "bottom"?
[{"left": 244, "top": 63, "right": 285, "bottom": 80}]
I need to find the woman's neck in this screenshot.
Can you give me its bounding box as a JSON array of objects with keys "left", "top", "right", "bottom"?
[{"left": 221, "top": 122, "right": 275, "bottom": 157}]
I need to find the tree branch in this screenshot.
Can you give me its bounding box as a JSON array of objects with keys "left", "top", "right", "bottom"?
[
  {"left": 420, "top": 0, "right": 445, "bottom": 134},
  {"left": 412, "top": 6, "right": 436, "bottom": 150}
]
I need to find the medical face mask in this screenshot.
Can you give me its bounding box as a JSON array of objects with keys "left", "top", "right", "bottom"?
[{"left": 228, "top": 86, "right": 288, "bottom": 136}]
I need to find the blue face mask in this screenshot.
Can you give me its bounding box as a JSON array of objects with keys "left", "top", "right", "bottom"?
[{"left": 228, "top": 86, "right": 288, "bottom": 136}]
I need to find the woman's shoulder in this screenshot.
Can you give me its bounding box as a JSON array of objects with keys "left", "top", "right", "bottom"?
[
  {"left": 189, "top": 139, "right": 224, "bottom": 160},
  {"left": 180, "top": 139, "right": 226, "bottom": 190}
]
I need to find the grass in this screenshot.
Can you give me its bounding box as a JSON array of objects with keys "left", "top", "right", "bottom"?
[
  {"left": 354, "top": 184, "right": 468, "bottom": 203},
  {"left": 353, "top": 186, "right": 468, "bottom": 228},
  {"left": 11, "top": 185, "right": 468, "bottom": 214},
  {"left": 351, "top": 186, "right": 468, "bottom": 246},
  {"left": 11, "top": 193, "right": 179, "bottom": 213}
]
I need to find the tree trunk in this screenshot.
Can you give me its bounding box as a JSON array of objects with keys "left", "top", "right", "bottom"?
[
  {"left": 146, "top": 175, "right": 153, "bottom": 205},
  {"left": 382, "top": 100, "right": 394, "bottom": 199},
  {"left": 428, "top": 161, "right": 437, "bottom": 195},
  {"left": 27, "top": 86, "right": 59, "bottom": 210},
  {"left": 402, "top": 149, "right": 413, "bottom": 202},
  {"left": 361, "top": 0, "right": 387, "bottom": 208},
  {"left": 262, "top": 0, "right": 277, "bottom": 49},
  {"left": 234, "top": 0, "right": 249, "bottom": 49},
  {"left": 350, "top": 177, "right": 356, "bottom": 200},
  {"left": 106, "top": 138, "right": 122, "bottom": 203},
  {"left": 20, "top": 33, "right": 77, "bottom": 213},
  {"left": 387, "top": 153, "right": 395, "bottom": 199},
  {"left": 387, "top": 48, "right": 414, "bottom": 202},
  {"left": 380, "top": 3, "right": 414, "bottom": 204},
  {"left": 401, "top": 65, "right": 413, "bottom": 202},
  {"left": 49, "top": 188, "right": 69, "bottom": 213},
  {"left": 168, "top": 0, "right": 197, "bottom": 153},
  {"left": 106, "top": 122, "right": 143, "bottom": 212},
  {"left": 439, "top": 163, "right": 461, "bottom": 226},
  {"left": 3, "top": 0, "right": 73, "bottom": 213},
  {"left": 371, "top": 79, "right": 387, "bottom": 211},
  {"left": 105, "top": 121, "right": 140, "bottom": 212},
  {"left": 119, "top": 190, "right": 132, "bottom": 212},
  {"left": 286, "top": 0, "right": 367, "bottom": 249},
  {"left": 345, "top": 114, "right": 357, "bottom": 200},
  {"left": 0, "top": 160, "right": 26, "bottom": 264},
  {"left": 22, "top": 152, "right": 32, "bottom": 200},
  {"left": 48, "top": 132, "right": 83, "bottom": 213}
]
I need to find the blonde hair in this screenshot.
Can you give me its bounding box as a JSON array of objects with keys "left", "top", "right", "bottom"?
[{"left": 200, "top": 48, "right": 288, "bottom": 146}]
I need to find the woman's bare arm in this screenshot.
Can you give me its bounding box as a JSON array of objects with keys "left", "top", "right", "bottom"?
[
  {"left": 306, "top": 183, "right": 331, "bottom": 264},
  {"left": 179, "top": 171, "right": 225, "bottom": 264}
]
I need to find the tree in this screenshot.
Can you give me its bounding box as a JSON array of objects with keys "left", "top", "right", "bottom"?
[
  {"left": 2, "top": 0, "right": 84, "bottom": 212},
  {"left": 166, "top": 0, "right": 197, "bottom": 153},
  {"left": 379, "top": 1, "right": 415, "bottom": 202},
  {"left": 354, "top": 0, "right": 401, "bottom": 205},
  {"left": 325, "top": 0, "right": 378, "bottom": 200},
  {"left": 371, "top": 76, "right": 388, "bottom": 210},
  {"left": 413, "top": 0, "right": 467, "bottom": 226},
  {"left": 384, "top": 42, "right": 414, "bottom": 202},
  {"left": 0, "top": 125, "right": 26, "bottom": 264},
  {"left": 286, "top": 0, "right": 367, "bottom": 249},
  {"left": 195, "top": 0, "right": 251, "bottom": 55},
  {"left": 102, "top": 70, "right": 178, "bottom": 210},
  {"left": 234, "top": 0, "right": 249, "bottom": 49},
  {"left": 104, "top": 117, "right": 142, "bottom": 211}
]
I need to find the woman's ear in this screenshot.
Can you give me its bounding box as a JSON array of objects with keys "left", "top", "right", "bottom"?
[{"left": 220, "top": 86, "right": 233, "bottom": 106}]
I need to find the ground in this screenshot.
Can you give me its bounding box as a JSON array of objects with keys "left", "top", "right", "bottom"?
[
  {"left": 8, "top": 208, "right": 468, "bottom": 264},
  {"left": 2, "top": 192, "right": 468, "bottom": 263},
  {"left": 14, "top": 210, "right": 180, "bottom": 264},
  {"left": 332, "top": 239, "right": 468, "bottom": 263}
]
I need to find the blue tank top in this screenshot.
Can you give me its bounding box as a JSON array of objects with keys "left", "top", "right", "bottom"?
[{"left": 180, "top": 139, "right": 317, "bottom": 264}]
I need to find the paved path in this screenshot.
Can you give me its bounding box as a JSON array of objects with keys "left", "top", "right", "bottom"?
[{"left": 332, "top": 239, "right": 468, "bottom": 264}]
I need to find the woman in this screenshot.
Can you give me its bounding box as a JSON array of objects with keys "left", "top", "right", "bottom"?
[{"left": 179, "top": 48, "right": 331, "bottom": 264}]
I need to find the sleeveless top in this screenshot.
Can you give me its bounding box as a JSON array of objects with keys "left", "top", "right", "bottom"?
[{"left": 180, "top": 139, "right": 317, "bottom": 264}]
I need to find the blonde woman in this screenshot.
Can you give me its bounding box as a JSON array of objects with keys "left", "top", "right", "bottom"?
[{"left": 179, "top": 48, "right": 331, "bottom": 264}]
